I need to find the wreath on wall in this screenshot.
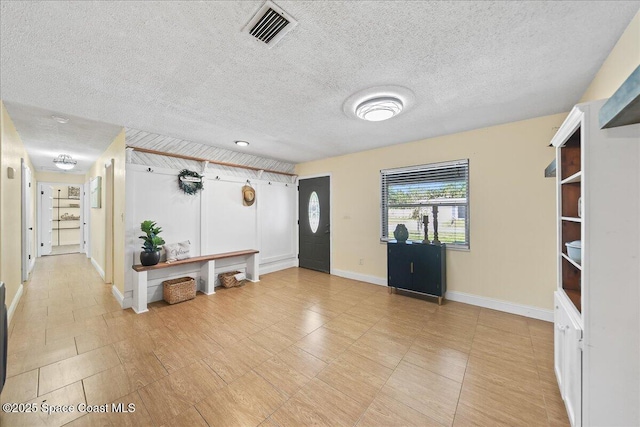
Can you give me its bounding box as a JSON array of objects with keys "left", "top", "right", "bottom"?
[{"left": 178, "top": 169, "right": 204, "bottom": 195}]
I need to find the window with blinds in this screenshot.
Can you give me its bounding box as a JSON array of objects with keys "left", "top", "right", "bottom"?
[{"left": 381, "top": 159, "right": 469, "bottom": 248}]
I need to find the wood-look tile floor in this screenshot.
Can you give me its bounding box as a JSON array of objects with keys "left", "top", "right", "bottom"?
[{"left": 0, "top": 254, "right": 570, "bottom": 426}]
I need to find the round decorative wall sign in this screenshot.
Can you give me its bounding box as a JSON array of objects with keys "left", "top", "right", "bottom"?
[{"left": 178, "top": 169, "right": 204, "bottom": 195}]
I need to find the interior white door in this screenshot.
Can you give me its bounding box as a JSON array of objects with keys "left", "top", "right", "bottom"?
[
  {"left": 21, "top": 161, "right": 34, "bottom": 281},
  {"left": 39, "top": 184, "right": 53, "bottom": 256}
]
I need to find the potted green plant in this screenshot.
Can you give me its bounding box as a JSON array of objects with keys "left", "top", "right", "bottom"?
[{"left": 139, "top": 220, "right": 165, "bottom": 266}]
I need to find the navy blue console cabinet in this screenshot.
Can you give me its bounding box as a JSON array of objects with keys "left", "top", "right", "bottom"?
[{"left": 387, "top": 241, "right": 446, "bottom": 304}]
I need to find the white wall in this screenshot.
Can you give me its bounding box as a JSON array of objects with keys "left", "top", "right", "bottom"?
[{"left": 123, "top": 163, "right": 297, "bottom": 307}]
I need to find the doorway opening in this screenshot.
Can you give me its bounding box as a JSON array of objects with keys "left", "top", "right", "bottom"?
[{"left": 38, "top": 182, "right": 85, "bottom": 256}]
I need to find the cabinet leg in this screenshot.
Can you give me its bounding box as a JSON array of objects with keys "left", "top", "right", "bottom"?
[{"left": 438, "top": 296, "right": 443, "bottom": 306}]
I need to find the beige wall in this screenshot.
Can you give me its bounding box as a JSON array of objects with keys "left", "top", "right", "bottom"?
[
  {"left": 36, "top": 171, "right": 86, "bottom": 184},
  {"left": 580, "top": 11, "right": 640, "bottom": 102},
  {"left": 296, "top": 114, "right": 563, "bottom": 310},
  {"left": 85, "top": 129, "right": 126, "bottom": 293},
  {"left": 0, "top": 101, "right": 37, "bottom": 321},
  {"left": 295, "top": 11, "right": 639, "bottom": 313}
]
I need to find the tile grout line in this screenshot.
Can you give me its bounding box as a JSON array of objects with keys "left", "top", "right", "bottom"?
[{"left": 450, "top": 310, "right": 479, "bottom": 426}]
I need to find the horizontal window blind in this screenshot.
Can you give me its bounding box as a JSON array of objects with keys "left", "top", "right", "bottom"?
[{"left": 381, "top": 159, "right": 469, "bottom": 247}]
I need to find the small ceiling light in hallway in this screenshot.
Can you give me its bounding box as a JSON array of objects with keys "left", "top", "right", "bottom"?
[{"left": 53, "top": 154, "right": 77, "bottom": 170}]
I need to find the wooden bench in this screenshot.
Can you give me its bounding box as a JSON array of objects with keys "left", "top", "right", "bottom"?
[{"left": 131, "top": 249, "right": 259, "bottom": 313}]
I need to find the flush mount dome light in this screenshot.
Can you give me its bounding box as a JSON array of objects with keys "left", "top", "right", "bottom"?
[
  {"left": 53, "top": 154, "right": 77, "bottom": 170},
  {"left": 355, "top": 97, "right": 403, "bottom": 122},
  {"left": 235, "top": 140, "right": 250, "bottom": 147},
  {"left": 343, "top": 85, "right": 415, "bottom": 122},
  {"left": 51, "top": 115, "right": 69, "bottom": 124}
]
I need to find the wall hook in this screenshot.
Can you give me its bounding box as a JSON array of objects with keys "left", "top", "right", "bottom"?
[{"left": 146, "top": 167, "right": 154, "bottom": 173}]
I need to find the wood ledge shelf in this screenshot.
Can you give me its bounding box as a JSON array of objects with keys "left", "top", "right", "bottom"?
[{"left": 132, "top": 249, "right": 259, "bottom": 272}]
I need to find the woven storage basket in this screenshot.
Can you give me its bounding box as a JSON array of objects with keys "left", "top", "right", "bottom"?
[
  {"left": 219, "top": 271, "right": 245, "bottom": 288},
  {"left": 163, "top": 276, "right": 196, "bottom": 304}
]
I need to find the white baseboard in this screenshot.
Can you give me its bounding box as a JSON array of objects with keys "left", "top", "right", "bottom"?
[
  {"left": 445, "top": 290, "right": 553, "bottom": 322},
  {"left": 111, "top": 285, "right": 133, "bottom": 309},
  {"left": 331, "top": 269, "right": 387, "bottom": 287},
  {"left": 91, "top": 257, "right": 105, "bottom": 280},
  {"left": 260, "top": 258, "right": 298, "bottom": 275},
  {"left": 328, "top": 268, "right": 552, "bottom": 322},
  {"left": 7, "top": 284, "right": 24, "bottom": 325}
]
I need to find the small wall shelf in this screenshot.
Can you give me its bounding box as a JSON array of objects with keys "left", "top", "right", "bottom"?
[{"left": 561, "top": 171, "right": 582, "bottom": 184}]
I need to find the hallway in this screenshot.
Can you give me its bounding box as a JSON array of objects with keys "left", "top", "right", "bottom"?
[{"left": 1, "top": 254, "right": 568, "bottom": 426}]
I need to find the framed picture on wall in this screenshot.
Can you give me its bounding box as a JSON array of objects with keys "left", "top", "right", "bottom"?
[
  {"left": 90, "top": 176, "right": 101, "bottom": 208},
  {"left": 68, "top": 186, "right": 80, "bottom": 199}
]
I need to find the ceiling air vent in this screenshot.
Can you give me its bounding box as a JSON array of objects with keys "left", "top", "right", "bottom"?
[{"left": 243, "top": 1, "right": 298, "bottom": 48}]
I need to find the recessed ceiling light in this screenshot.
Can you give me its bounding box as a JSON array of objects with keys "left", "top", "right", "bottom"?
[
  {"left": 53, "top": 154, "right": 77, "bottom": 170},
  {"left": 355, "top": 97, "right": 403, "bottom": 122},
  {"left": 235, "top": 141, "right": 250, "bottom": 147},
  {"left": 51, "top": 115, "right": 69, "bottom": 124}
]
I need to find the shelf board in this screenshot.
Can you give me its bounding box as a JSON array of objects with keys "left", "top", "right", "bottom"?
[
  {"left": 561, "top": 171, "right": 582, "bottom": 184},
  {"left": 52, "top": 227, "right": 81, "bottom": 230},
  {"left": 561, "top": 216, "right": 582, "bottom": 223},
  {"left": 561, "top": 253, "right": 582, "bottom": 271}
]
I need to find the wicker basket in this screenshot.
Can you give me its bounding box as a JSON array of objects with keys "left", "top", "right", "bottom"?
[
  {"left": 163, "top": 276, "right": 196, "bottom": 304},
  {"left": 219, "top": 271, "right": 245, "bottom": 288}
]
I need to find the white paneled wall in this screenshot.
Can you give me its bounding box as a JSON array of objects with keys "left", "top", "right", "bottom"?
[
  {"left": 259, "top": 182, "right": 296, "bottom": 264},
  {"left": 123, "top": 163, "right": 297, "bottom": 308},
  {"left": 204, "top": 178, "right": 257, "bottom": 254}
]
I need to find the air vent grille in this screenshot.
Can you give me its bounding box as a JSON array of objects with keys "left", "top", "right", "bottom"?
[
  {"left": 243, "top": 1, "right": 298, "bottom": 48},
  {"left": 250, "top": 8, "right": 290, "bottom": 44}
]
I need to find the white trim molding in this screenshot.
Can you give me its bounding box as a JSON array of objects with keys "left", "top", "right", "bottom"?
[
  {"left": 7, "top": 284, "right": 24, "bottom": 325},
  {"left": 112, "top": 285, "right": 124, "bottom": 308},
  {"left": 331, "top": 269, "right": 387, "bottom": 287},
  {"left": 329, "top": 268, "right": 552, "bottom": 322},
  {"left": 91, "top": 257, "right": 105, "bottom": 280},
  {"left": 445, "top": 290, "right": 553, "bottom": 322}
]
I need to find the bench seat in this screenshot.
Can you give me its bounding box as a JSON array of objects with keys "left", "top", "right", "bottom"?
[{"left": 131, "top": 249, "right": 260, "bottom": 313}]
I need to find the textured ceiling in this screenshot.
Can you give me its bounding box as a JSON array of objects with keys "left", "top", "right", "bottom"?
[
  {"left": 1, "top": 1, "right": 638, "bottom": 166},
  {"left": 3, "top": 102, "right": 122, "bottom": 174}
]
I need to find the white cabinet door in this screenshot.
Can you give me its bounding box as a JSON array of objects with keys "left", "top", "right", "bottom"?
[
  {"left": 554, "top": 293, "right": 566, "bottom": 395},
  {"left": 563, "top": 307, "right": 582, "bottom": 427},
  {"left": 555, "top": 292, "right": 583, "bottom": 427}
]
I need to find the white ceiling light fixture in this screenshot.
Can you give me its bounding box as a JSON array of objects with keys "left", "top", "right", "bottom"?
[
  {"left": 343, "top": 85, "right": 416, "bottom": 123},
  {"left": 53, "top": 154, "right": 77, "bottom": 170},
  {"left": 235, "top": 140, "right": 250, "bottom": 147},
  {"left": 51, "top": 115, "right": 69, "bottom": 124},
  {"left": 355, "top": 97, "right": 404, "bottom": 122}
]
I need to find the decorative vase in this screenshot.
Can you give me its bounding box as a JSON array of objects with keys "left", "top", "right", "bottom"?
[
  {"left": 140, "top": 250, "right": 161, "bottom": 266},
  {"left": 393, "top": 224, "right": 409, "bottom": 243}
]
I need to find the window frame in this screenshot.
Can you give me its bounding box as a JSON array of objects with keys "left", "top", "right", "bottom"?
[{"left": 380, "top": 159, "right": 470, "bottom": 249}]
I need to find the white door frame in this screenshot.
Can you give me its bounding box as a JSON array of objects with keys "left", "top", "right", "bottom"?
[
  {"left": 105, "top": 159, "right": 114, "bottom": 284},
  {"left": 37, "top": 183, "right": 54, "bottom": 257},
  {"left": 83, "top": 181, "right": 91, "bottom": 258},
  {"left": 21, "top": 159, "right": 34, "bottom": 281}
]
